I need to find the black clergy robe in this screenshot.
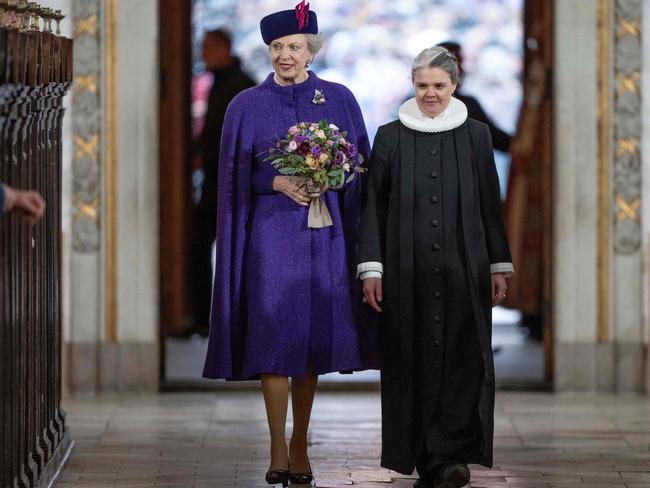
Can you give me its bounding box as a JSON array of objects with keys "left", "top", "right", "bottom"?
[{"left": 358, "top": 118, "right": 512, "bottom": 475}]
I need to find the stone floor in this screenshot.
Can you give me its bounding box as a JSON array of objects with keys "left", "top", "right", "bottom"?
[{"left": 55, "top": 391, "right": 650, "bottom": 487}]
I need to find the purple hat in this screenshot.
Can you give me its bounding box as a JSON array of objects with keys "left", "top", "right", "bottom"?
[{"left": 260, "top": 1, "right": 319, "bottom": 45}]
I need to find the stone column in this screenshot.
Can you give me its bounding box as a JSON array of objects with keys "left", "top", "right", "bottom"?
[
  {"left": 112, "top": 0, "right": 160, "bottom": 390},
  {"left": 69, "top": 0, "right": 102, "bottom": 394},
  {"left": 610, "top": 0, "right": 643, "bottom": 392},
  {"left": 554, "top": 0, "right": 645, "bottom": 392},
  {"left": 66, "top": 0, "right": 159, "bottom": 394},
  {"left": 642, "top": 0, "right": 650, "bottom": 393},
  {"left": 553, "top": 0, "right": 600, "bottom": 390}
]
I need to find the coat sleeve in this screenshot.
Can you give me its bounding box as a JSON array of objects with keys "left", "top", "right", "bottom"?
[
  {"left": 203, "top": 95, "right": 252, "bottom": 379},
  {"left": 358, "top": 126, "right": 391, "bottom": 268},
  {"left": 474, "top": 124, "right": 514, "bottom": 274}
]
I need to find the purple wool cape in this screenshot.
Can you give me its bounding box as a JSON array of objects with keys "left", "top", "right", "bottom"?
[{"left": 202, "top": 72, "right": 379, "bottom": 380}]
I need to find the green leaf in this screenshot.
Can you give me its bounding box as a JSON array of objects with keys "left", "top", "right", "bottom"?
[
  {"left": 279, "top": 167, "right": 299, "bottom": 175},
  {"left": 346, "top": 173, "right": 355, "bottom": 184}
]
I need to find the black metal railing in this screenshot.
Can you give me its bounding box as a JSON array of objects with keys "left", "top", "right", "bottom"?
[{"left": 0, "top": 2, "right": 73, "bottom": 487}]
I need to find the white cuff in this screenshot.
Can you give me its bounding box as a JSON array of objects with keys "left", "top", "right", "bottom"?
[
  {"left": 359, "top": 271, "right": 382, "bottom": 280},
  {"left": 490, "top": 262, "right": 514, "bottom": 277},
  {"left": 357, "top": 261, "right": 383, "bottom": 279}
]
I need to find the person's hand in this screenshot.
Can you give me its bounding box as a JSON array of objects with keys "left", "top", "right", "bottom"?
[
  {"left": 3, "top": 185, "right": 46, "bottom": 225},
  {"left": 362, "top": 277, "right": 383, "bottom": 313},
  {"left": 272, "top": 176, "right": 311, "bottom": 207},
  {"left": 295, "top": 176, "right": 328, "bottom": 198},
  {"left": 491, "top": 273, "right": 508, "bottom": 307}
]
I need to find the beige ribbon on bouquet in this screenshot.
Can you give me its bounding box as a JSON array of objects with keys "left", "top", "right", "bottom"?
[
  {"left": 296, "top": 177, "right": 333, "bottom": 228},
  {"left": 308, "top": 196, "right": 333, "bottom": 228}
]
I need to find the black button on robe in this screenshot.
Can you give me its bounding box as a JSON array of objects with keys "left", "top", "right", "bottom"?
[{"left": 358, "top": 118, "right": 512, "bottom": 475}]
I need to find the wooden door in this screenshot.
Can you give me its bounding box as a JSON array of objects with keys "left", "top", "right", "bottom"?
[
  {"left": 505, "top": 0, "right": 554, "bottom": 383},
  {"left": 158, "top": 0, "right": 192, "bottom": 378}
]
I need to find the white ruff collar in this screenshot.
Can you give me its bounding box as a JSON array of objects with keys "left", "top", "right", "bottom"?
[{"left": 398, "top": 97, "right": 468, "bottom": 133}]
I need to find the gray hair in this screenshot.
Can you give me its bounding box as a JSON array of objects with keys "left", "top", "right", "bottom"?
[
  {"left": 304, "top": 33, "right": 323, "bottom": 58},
  {"left": 411, "top": 46, "right": 460, "bottom": 83}
]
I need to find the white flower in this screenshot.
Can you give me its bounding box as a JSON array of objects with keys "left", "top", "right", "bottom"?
[
  {"left": 328, "top": 123, "right": 339, "bottom": 130},
  {"left": 288, "top": 140, "right": 298, "bottom": 151},
  {"left": 342, "top": 162, "right": 351, "bottom": 172}
]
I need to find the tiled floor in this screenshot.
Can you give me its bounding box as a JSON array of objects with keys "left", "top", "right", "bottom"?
[{"left": 55, "top": 391, "right": 650, "bottom": 487}]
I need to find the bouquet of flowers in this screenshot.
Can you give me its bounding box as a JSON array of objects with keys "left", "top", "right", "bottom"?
[{"left": 265, "top": 119, "right": 365, "bottom": 228}]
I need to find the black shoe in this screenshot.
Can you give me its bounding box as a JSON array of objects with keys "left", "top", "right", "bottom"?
[
  {"left": 288, "top": 463, "right": 313, "bottom": 485},
  {"left": 265, "top": 468, "right": 289, "bottom": 486},
  {"left": 435, "top": 464, "right": 470, "bottom": 488}
]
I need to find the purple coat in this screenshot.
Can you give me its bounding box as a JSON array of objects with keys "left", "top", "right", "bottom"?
[{"left": 202, "top": 72, "right": 379, "bottom": 380}]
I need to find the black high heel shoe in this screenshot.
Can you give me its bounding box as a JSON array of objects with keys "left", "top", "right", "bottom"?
[
  {"left": 265, "top": 468, "right": 289, "bottom": 487},
  {"left": 289, "top": 463, "right": 313, "bottom": 485}
]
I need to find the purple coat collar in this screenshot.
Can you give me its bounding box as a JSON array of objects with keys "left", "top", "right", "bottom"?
[{"left": 261, "top": 70, "right": 320, "bottom": 95}]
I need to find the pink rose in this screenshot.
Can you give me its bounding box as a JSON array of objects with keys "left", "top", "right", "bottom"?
[
  {"left": 288, "top": 126, "right": 299, "bottom": 136},
  {"left": 288, "top": 140, "right": 298, "bottom": 152}
]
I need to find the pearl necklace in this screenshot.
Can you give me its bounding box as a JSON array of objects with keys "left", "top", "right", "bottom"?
[{"left": 273, "top": 71, "right": 309, "bottom": 86}]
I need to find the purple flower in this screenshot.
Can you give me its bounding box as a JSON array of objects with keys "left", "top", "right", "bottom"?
[
  {"left": 347, "top": 144, "right": 357, "bottom": 157},
  {"left": 294, "top": 135, "right": 307, "bottom": 144},
  {"left": 334, "top": 150, "right": 347, "bottom": 166},
  {"left": 310, "top": 145, "right": 322, "bottom": 157},
  {"left": 298, "top": 143, "right": 311, "bottom": 156}
]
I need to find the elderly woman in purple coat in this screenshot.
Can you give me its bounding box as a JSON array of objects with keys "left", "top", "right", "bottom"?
[{"left": 202, "top": 2, "right": 376, "bottom": 486}]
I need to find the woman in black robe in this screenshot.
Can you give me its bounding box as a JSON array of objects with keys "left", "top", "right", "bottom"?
[{"left": 358, "top": 46, "right": 513, "bottom": 488}]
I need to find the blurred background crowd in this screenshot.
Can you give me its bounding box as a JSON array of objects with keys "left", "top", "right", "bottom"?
[{"left": 190, "top": 0, "right": 523, "bottom": 193}]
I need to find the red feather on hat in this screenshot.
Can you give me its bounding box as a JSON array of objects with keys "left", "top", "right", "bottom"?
[{"left": 295, "top": 0, "right": 310, "bottom": 31}]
